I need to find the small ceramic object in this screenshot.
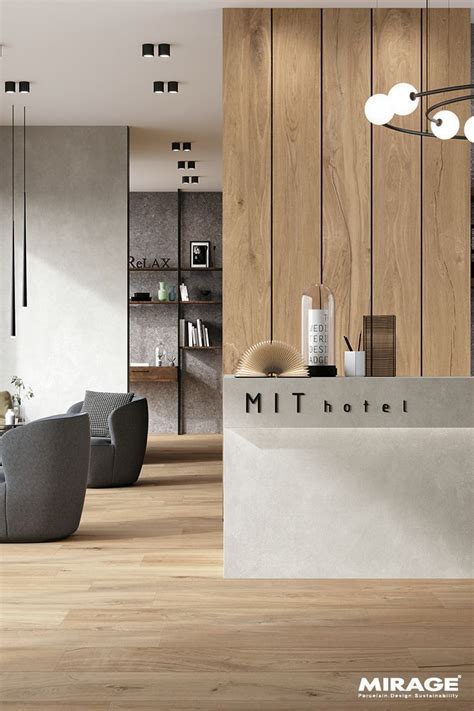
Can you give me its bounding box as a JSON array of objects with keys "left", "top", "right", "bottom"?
[
  {"left": 5, "top": 408, "right": 15, "bottom": 426},
  {"left": 344, "top": 351, "right": 365, "bottom": 377},
  {"left": 168, "top": 286, "right": 177, "bottom": 302},
  {"left": 158, "top": 282, "right": 168, "bottom": 302}
]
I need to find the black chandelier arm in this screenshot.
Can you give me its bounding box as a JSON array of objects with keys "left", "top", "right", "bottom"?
[
  {"left": 411, "top": 83, "right": 474, "bottom": 100},
  {"left": 382, "top": 123, "right": 468, "bottom": 140},
  {"left": 425, "top": 93, "right": 474, "bottom": 125}
]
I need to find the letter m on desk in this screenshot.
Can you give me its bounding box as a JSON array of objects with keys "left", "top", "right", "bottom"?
[{"left": 246, "top": 393, "right": 261, "bottom": 413}]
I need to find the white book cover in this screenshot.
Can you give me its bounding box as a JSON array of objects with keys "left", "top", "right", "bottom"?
[
  {"left": 187, "top": 321, "right": 193, "bottom": 347},
  {"left": 196, "top": 319, "right": 203, "bottom": 347},
  {"left": 204, "top": 327, "right": 210, "bottom": 347},
  {"left": 179, "top": 319, "right": 185, "bottom": 344}
]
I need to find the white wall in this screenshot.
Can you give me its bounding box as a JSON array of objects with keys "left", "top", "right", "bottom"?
[{"left": 0, "top": 127, "right": 128, "bottom": 420}]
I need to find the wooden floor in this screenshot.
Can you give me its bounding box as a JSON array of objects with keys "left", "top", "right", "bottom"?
[{"left": 0, "top": 434, "right": 472, "bottom": 710}]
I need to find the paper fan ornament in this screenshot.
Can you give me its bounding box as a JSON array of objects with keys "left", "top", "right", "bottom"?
[{"left": 234, "top": 340, "right": 308, "bottom": 377}]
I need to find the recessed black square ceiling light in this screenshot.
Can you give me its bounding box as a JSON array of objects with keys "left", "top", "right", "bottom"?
[
  {"left": 142, "top": 43, "right": 155, "bottom": 57},
  {"left": 183, "top": 142, "right": 191, "bottom": 151},
  {"left": 158, "top": 43, "right": 171, "bottom": 57},
  {"left": 172, "top": 142, "right": 181, "bottom": 151},
  {"left": 187, "top": 161, "right": 196, "bottom": 169},
  {"left": 168, "top": 81, "right": 179, "bottom": 94},
  {"left": 182, "top": 176, "right": 190, "bottom": 184},
  {"left": 5, "top": 81, "right": 16, "bottom": 93},
  {"left": 191, "top": 176, "right": 199, "bottom": 184},
  {"left": 153, "top": 81, "right": 165, "bottom": 93},
  {"left": 177, "top": 161, "right": 186, "bottom": 169},
  {"left": 19, "top": 81, "right": 30, "bottom": 93}
]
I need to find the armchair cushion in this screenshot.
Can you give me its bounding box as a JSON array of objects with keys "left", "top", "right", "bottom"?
[{"left": 81, "top": 390, "right": 133, "bottom": 437}]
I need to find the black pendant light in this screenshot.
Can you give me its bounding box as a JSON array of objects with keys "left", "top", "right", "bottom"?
[
  {"left": 11, "top": 105, "right": 16, "bottom": 337},
  {"left": 168, "top": 81, "right": 179, "bottom": 94},
  {"left": 142, "top": 43, "right": 154, "bottom": 57},
  {"left": 5, "top": 81, "right": 16, "bottom": 93},
  {"left": 19, "top": 81, "right": 30, "bottom": 93},
  {"left": 22, "top": 106, "right": 27, "bottom": 308},
  {"left": 158, "top": 43, "right": 171, "bottom": 58}
]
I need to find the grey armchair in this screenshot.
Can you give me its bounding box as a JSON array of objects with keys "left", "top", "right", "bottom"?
[
  {"left": 68, "top": 397, "right": 148, "bottom": 488},
  {"left": 0, "top": 413, "right": 90, "bottom": 543}
]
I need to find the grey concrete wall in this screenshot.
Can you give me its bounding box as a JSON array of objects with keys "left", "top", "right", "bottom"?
[
  {"left": 129, "top": 192, "right": 222, "bottom": 433},
  {"left": 0, "top": 126, "right": 129, "bottom": 420}
]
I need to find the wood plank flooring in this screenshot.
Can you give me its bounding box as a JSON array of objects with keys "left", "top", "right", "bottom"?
[{"left": 0, "top": 434, "right": 472, "bottom": 710}]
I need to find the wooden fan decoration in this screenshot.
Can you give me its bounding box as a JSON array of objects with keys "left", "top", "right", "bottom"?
[{"left": 235, "top": 340, "right": 308, "bottom": 378}]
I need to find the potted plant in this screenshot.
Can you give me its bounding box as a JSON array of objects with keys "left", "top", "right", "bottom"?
[{"left": 10, "top": 376, "right": 34, "bottom": 423}]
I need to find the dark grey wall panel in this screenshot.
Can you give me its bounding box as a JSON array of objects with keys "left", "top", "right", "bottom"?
[{"left": 129, "top": 192, "right": 222, "bottom": 433}]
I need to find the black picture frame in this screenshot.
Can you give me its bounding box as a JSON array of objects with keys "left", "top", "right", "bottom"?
[{"left": 190, "top": 240, "right": 210, "bottom": 269}]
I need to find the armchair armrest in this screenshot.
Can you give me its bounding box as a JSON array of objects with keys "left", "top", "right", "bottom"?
[
  {"left": 107, "top": 398, "right": 148, "bottom": 486},
  {"left": 67, "top": 401, "right": 84, "bottom": 415}
]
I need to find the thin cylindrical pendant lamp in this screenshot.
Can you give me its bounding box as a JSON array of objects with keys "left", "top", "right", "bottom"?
[
  {"left": 11, "top": 105, "right": 16, "bottom": 337},
  {"left": 22, "top": 106, "right": 27, "bottom": 308}
]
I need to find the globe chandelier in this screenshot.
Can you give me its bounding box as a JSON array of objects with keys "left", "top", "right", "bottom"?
[{"left": 364, "top": 1, "right": 473, "bottom": 142}]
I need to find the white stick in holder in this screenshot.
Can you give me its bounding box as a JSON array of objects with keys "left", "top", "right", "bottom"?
[{"left": 344, "top": 351, "right": 365, "bottom": 377}]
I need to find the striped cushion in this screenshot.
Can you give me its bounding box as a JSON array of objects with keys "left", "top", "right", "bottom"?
[{"left": 81, "top": 391, "right": 133, "bottom": 438}]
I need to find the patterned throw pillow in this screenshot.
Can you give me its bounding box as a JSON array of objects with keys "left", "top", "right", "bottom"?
[{"left": 81, "top": 391, "right": 134, "bottom": 437}]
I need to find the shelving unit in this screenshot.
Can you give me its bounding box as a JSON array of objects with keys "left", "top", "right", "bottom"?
[{"left": 128, "top": 189, "right": 222, "bottom": 434}]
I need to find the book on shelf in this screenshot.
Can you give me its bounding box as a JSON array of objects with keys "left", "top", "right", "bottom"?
[
  {"left": 183, "top": 319, "right": 211, "bottom": 347},
  {"left": 179, "top": 319, "right": 186, "bottom": 344}
]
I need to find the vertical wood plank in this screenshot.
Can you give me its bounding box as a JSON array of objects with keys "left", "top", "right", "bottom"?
[
  {"left": 272, "top": 9, "right": 321, "bottom": 351},
  {"left": 322, "top": 9, "right": 371, "bottom": 373},
  {"left": 373, "top": 9, "right": 422, "bottom": 376},
  {"left": 223, "top": 9, "right": 271, "bottom": 373},
  {"left": 423, "top": 9, "right": 471, "bottom": 376}
]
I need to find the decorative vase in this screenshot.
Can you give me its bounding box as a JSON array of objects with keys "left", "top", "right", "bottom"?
[
  {"left": 158, "top": 282, "right": 168, "bottom": 302},
  {"left": 168, "top": 286, "right": 177, "bottom": 302}
]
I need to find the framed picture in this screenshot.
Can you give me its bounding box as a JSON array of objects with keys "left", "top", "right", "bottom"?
[{"left": 190, "top": 241, "right": 210, "bottom": 269}]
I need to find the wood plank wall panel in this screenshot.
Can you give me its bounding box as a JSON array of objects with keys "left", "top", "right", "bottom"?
[
  {"left": 373, "top": 9, "right": 422, "bottom": 376},
  {"left": 322, "top": 9, "right": 371, "bottom": 374},
  {"left": 222, "top": 9, "right": 271, "bottom": 373},
  {"left": 222, "top": 8, "right": 471, "bottom": 377},
  {"left": 422, "top": 9, "right": 471, "bottom": 375},
  {"left": 272, "top": 9, "right": 321, "bottom": 350}
]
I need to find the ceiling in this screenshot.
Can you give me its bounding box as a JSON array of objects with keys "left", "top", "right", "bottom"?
[{"left": 0, "top": 1, "right": 472, "bottom": 192}]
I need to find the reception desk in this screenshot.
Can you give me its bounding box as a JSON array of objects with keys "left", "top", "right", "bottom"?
[{"left": 223, "top": 377, "right": 473, "bottom": 579}]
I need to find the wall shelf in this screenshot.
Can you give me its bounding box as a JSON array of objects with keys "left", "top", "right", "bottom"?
[
  {"left": 130, "top": 300, "right": 221, "bottom": 305},
  {"left": 181, "top": 346, "right": 221, "bottom": 350},
  {"left": 130, "top": 267, "right": 177, "bottom": 272},
  {"left": 129, "top": 366, "right": 178, "bottom": 383}
]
